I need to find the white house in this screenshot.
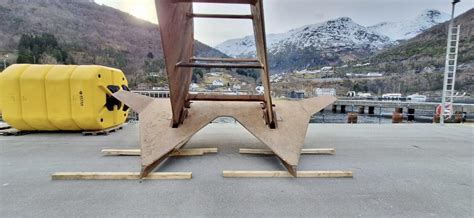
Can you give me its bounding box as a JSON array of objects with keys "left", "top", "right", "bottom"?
[
  {"left": 367, "top": 72, "right": 383, "bottom": 77},
  {"left": 212, "top": 79, "right": 224, "bottom": 87},
  {"left": 232, "top": 84, "right": 241, "bottom": 91},
  {"left": 320, "top": 66, "right": 333, "bottom": 72},
  {"left": 315, "top": 88, "right": 336, "bottom": 96},
  {"left": 189, "top": 83, "right": 199, "bottom": 91}
]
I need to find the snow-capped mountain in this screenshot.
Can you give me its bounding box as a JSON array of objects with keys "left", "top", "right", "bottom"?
[
  {"left": 214, "top": 9, "right": 450, "bottom": 73},
  {"left": 216, "top": 17, "right": 390, "bottom": 58},
  {"left": 368, "top": 10, "right": 450, "bottom": 40},
  {"left": 269, "top": 17, "right": 391, "bottom": 54}
]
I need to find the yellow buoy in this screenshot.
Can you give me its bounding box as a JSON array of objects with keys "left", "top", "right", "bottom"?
[{"left": 0, "top": 64, "right": 129, "bottom": 131}]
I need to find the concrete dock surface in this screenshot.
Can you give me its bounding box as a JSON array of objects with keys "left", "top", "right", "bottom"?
[{"left": 0, "top": 123, "right": 473, "bottom": 217}]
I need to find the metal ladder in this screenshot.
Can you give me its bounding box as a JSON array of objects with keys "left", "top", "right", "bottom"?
[
  {"left": 155, "top": 0, "right": 277, "bottom": 128},
  {"left": 440, "top": 25, "right": 461, "bottom": 123}
]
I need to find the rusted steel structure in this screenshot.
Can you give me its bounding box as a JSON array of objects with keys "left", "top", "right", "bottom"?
[{"left": 113, "top": 0, "right": 336, "bottom": 177}]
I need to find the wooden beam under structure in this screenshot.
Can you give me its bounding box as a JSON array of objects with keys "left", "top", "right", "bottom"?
[
  {"left": 222, "top": 171, "right": 353, "bottom": 178},
  {"left": 101, "top": 148, "right": 218, "bottom": 156},
  {"left": 239, "top": 148, "right": 336, "bottom": 155},
  {"left": 52, "top": 172, "right": 192, "bottom": 180}
]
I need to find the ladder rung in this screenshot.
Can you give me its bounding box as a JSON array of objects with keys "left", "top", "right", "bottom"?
[
  {"left": 187, "top": 93, "right": 265, "bottom": 102},
  {"left": 175, "top": 0, "right": 257, "bottom": 4},
  {"left": 189, "top": 13, "right": 253, "bottom": 19},
  {"left": 176, "top": 62, "right": 264, "bottom": 69},
  {"left": 190, "top": 57, "right": 260, "bottom": 63}
]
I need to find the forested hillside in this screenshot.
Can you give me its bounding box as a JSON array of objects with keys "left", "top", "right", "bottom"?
[{"left": 0, "top": 0, "right": 226, "bottom": 88}]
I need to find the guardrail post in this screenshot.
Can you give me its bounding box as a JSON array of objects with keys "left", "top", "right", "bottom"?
[
  {"left": 368, "top": 106, "right": 375, "bottom": 115},
  {"left": 332, "top": 104, "right": 337, "bottom": 113},
  {"left": 340, "top": 105, "right": 346, "bottom": 113},
  {"left": 407, "top": 108, "right": 415, "bottom": 122},
  {"left": 395, "top": 107, "right": 403, "bottom": 113}
]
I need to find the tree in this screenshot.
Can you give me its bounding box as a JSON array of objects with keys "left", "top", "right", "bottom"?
[
  {"left": 147, "top": 52, "right": 154, "bottom": 59},
  {"left": 16, "top": 33, "right": 73, "bottom": 64},
  {"left": 192, "top": 68, "right": 204, "bottom": 83}
]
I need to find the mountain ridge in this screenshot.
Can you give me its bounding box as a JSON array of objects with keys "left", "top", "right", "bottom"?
[
  {"left": 368, "top": 9, "right": 450, "bottom": 40},
  {"left": 215, "top": 9, "right": 452, "bottom": 73}
]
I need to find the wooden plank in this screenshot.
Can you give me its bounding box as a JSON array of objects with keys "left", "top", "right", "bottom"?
[
  {"left": 222, "top": 171, "right": 353, "bottom": 178},
  {"left": 176, "top": 62, "right": 263, "bottom": 69},
  {"left": 52, "top": 172, "right": 192, "bottom": 180},
  {"left": 101, "top": 148, "right": 218, "bottom": 156},
  {"left": 174, "top": 0, "right": 257, "bottom": 4},
  {"left": 190, "top": 57, "right": 259, "bottom": 63},
  {"left": 0, "top": 123, "right": 11, "bottom": 130},
  {"left": 189, "top": 13, "right": 253, "bottom": 19},
  {"left": 239, "top": 148, "right": 335, "bottom": 155},
  {"left": 82, "top": 124, "right": 124, "bottom": 136},
  {"left": 102, "top": 149, "right": 141, "bottom": 156},
  {"left": 0, "top": 128, "right": 26, "bottom": 136},
  {"left": 187, "top": 94, "right": 265, "bottom": 102},
  {"left": 250, "top": 0, "right": 276, "bottom": 128}
]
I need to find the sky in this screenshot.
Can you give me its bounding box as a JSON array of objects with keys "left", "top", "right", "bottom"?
[{"left": 94, "top": 0, "right": 473, "bottom": 46}]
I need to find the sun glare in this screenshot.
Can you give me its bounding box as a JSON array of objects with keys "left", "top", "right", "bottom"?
[{"left": 126, "top": 1, "right": 157, "bottom": 23}]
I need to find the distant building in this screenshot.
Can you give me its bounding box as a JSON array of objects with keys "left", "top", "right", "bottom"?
[
  {"left": 367, "top": 72, "right": 383, "bottom": 77},
  {"left": 295, "top": 69, "right": 320, "bottom": 74},
  {"left": 320, "top": 66, "right": 333, "bottom": 72},
  {"left": 232, "top": 84, "right": 241, "bottom": 91},
  {"left": 288, "top": 90, "right": 305, "bottom": 99},
  {"left": 407, "top": 93, "right": 427, "bottom": 102},
  {"left": 382, "top": 93, "right": 402, "bottom": 100},
  {"left": 315, "top": 88, "right": 336, "bottom": 96},
  {"left": 355, "top": 63, "right": 371, "bottom": 67},
  {"left": 357, "top": 92, "right": 372, "bottom": 98},
  {"left": 189, "top": 83, "right": 199, "bottom": 91},
  {"left": 137, "top": 83, "right": 150, "bottom": 90},
  {"left": 149, "top": 72, "right": 160, "bottom": 77},
  {"left": 212, "top": 79, "right": 224, "bottom": 87}
]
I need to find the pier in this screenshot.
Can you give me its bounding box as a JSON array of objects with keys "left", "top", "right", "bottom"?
[{"left": 333, "top": 99, "right": 474, "bottom": 113}]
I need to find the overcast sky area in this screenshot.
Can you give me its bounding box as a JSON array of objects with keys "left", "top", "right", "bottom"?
[{"left": 95, "top": 0, "right": 473, "bottom": 46}]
